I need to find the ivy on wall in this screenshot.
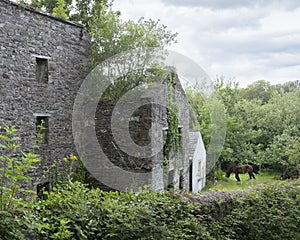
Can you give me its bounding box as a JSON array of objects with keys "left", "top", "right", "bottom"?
[{"left": 163, "top": 69, "right": 180, "bottom": 159}]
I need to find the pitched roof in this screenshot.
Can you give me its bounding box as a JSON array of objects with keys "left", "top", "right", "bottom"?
[{"left": 188, "top": 130, "right": 202, "bottom": 160}]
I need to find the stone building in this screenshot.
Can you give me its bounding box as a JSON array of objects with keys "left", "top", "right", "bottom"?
[
  {"left": 89, "top": 70, "right": 206, "bottom": 192},
  {"left": 0, "top": 0, "right": 206, "bottom": 193},
  {"left": 0, "top": 0, "right": 90, "bottom": 186}
]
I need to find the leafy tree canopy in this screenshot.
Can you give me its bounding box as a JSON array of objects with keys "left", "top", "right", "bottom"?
[
  {"left": 187, "top": 79, "right": 300, "bottom": 176},
  {"left": 19, "top": 0, "right": 177, "bottom": 66}
]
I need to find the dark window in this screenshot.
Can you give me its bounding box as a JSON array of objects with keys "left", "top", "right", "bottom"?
[
  {"left": 179, "top": 170, "right": 184, "bottom": 190},
  {"left": 36, "top": 57, "right": 48, "bottom": 83},
  {"left": 163, "top": 129, "right": 168, "bottom": 142},
  {"left": 189, "top": 163, "right": 193, "bottom": 192},
  {"left": 167, "top": 170, "right": 175, "bottom": 189},
  {"left": 37, "top": 181, "right": 50, "bottom": 199},
  {"left": 36, "top": 116, "right": 49, "bottom": 144},
  {"left": 178, "top": 127, "right": 183, "bottom": 145}
]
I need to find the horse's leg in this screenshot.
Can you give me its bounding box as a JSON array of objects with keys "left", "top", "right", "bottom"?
[
  {"left": 248, "top": 172, "right": 252, "bottom": 179},
  {"left": 248, "top": 172, "right": 255, "bottom": 180},
  {"left": 235, "top": 173, "right": 240, "bottom": 182}
]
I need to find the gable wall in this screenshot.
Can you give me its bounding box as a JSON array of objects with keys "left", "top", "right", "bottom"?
[{"left": 0, "top": 0, "right": 90, "bottom": 183}]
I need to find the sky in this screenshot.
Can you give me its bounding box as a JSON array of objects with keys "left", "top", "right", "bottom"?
[{"left": 113, "top": 0, "right": 300, "bottom": 87}]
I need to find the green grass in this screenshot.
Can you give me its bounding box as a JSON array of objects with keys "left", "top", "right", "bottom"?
[{"left": 203, "top": 171, "right": 282, "bottom": 192}]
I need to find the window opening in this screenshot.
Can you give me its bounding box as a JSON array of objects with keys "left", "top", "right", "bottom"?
[
  {"left": 36, "top": 116, "right": 49, "bottom": 144},
  {"left": 36, "top": 57, "right": 48, "bottom": 83}
]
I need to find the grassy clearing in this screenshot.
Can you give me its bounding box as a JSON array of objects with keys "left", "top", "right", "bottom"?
[{"left": 203, "top": 170, "right": 283, "bottom": 192}]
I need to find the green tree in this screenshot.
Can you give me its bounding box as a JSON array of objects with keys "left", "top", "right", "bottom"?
[
  {"left": 19, "top": 0, "right": 72, "bottom": 16},
  {"left": 185, "top": 87, "right": 212, "bottom": 146},
  {"left": 89, "top": 15, "right": 177, "bottom": 66},
  {"left": 211, "top": 79, "right": 260, "bottom": 166},
  {"left": 214, "top": 78, "right": 300, "bottom": 171},
  {"left": 185, "top": 84, "right": 226, "bottom": 173},
  {"left": 266, "top": 126, "right": 300, "bottom": 176},
  {"left": 274, "top": 80, "right": 300, "bottom": 93},
  {"left": 52, "top": 0, "right": 68, "bottom": 19},
  {"left": 86, "top": 0, "right": 177, "bottom": 103},
  {"left": 240, "top": 80, "right": 274, "bottom": 104},
  {"left": 69, "top": 0, "right": 95, "bottom": 27}
]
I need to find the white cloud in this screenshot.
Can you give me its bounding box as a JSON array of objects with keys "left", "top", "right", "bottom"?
[
  {"left": 113, "top": 0, "right": 300, "bottom": 87},
  {"left": 161, "top": 0, "right": 300, "bottom": 10}
]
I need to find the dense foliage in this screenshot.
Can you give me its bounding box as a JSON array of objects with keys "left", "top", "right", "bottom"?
[
  {"left": 187, "top": 79, "right": 300, "bottom": 177},
  {"left": 1, "top": 126, "right": 298, "bottom": 239},
  {"left": 23, "top": 183, "right": 207, "bottom": 240},
  {"left": 200, "top": 182, "right": 300, "bottom": 240},
  {"left": 0, "top": 179, "right": 299, "bottom": 240}
]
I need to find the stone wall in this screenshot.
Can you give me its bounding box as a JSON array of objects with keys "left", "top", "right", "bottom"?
[
  {"left": 0, "top": 0, "right": 90, "bottom": 185},
  {"left": 95, "top": 100, "right": 153, "bottom": 172},
  {"left": 92, "top": 71, "right": 191, "bottom": 192}
]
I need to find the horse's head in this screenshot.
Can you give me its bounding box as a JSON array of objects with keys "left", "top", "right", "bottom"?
[{"left": 225, "top": 167, "right": 232, "bottom": 178}]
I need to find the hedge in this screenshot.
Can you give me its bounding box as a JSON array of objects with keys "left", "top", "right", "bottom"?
[{"left": 0, "top": 181, "right": 299, "bottom": 240}]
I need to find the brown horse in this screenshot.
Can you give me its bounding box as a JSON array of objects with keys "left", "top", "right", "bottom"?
[{"left": 226, "top": 164, "right": 257, "bottom": 182}]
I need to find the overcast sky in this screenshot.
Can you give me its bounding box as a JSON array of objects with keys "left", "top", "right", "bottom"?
[{"left": 113, "top": 0, "right": 300, "bottom": 87}]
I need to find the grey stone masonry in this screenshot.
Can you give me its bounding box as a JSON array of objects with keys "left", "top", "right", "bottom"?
[
  {"left": 0, "top": 0, "right": 90, "bottom": 184},
  {"left": 91, "top": 71, "right": 193, "bottom": 192}
]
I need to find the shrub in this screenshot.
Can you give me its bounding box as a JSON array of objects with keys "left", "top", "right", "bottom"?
[
  {"left": 22, "top": 180, "right": 300, "bottom": 240},
  {"left": 201, "top": 182, "right": 300, "bottom": 240},
  {"left": 1, "top": 126, "right": 299, "bottom": 239},
  {"left": 0, "top": 126, "right": 40, "bottom": 240},
  {"left": 23, "top": 182, "right": 209, "bottom": 239},
  {"left": 23, "top": 181, "right": 101, "bottom": 239}
]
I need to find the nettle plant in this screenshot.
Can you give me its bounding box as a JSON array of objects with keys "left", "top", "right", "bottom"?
[{"left": 0, "top": 126, "right": 40, "bottom": 212}]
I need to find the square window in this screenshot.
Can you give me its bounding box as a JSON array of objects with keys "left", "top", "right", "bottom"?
[{"left": 37, "top": 181, "right": 50, "bottom": 199}]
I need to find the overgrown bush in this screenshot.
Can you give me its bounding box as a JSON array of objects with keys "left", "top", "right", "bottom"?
[
  {"left": 21, "top": 180, "right": 299, "bottom": 240},
  {"left": 1, "top": 127, "right": 299, "bottom": 240},
  {"left": 200, "top": 182, "right": 300, "bottom": 240},
  {"left": 23, "top": 182, "right": 208, "bottom": 239},
  {"left": 214, "top": 169, "right": 228, "bottom": 181},
  {"left": 23, "top": 181, "right": 99, "bottom": 239},
  {"left": 0, "top": 126, "right": 40, "bottom": 240}
]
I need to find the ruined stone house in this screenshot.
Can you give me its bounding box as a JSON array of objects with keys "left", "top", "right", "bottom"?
[
  {"left": 79, "top": 70, "right": 206, "bottom": 192},
  {"left": 0, "top": 0, "right": 206, "bottom": 193}
]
